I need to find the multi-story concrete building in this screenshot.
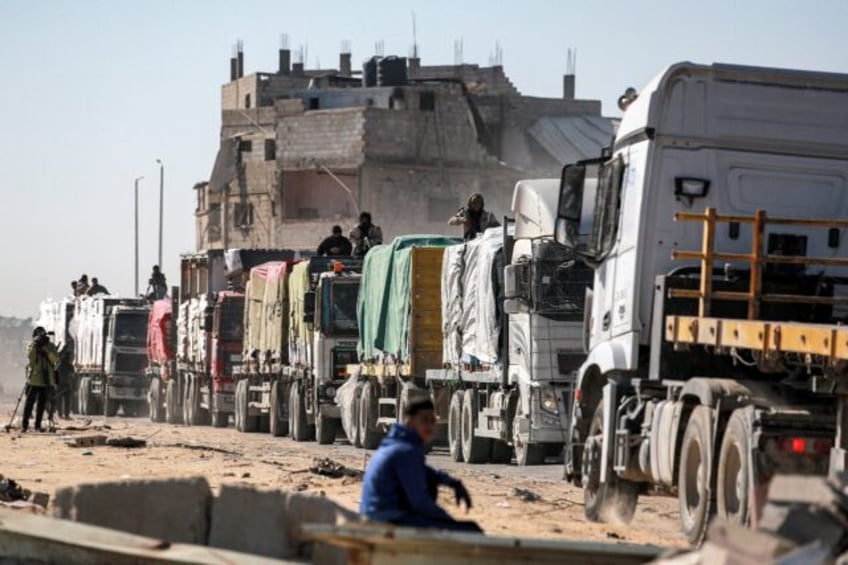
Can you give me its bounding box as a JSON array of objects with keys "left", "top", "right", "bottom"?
[{"left": 195, "top": 45, "right": 615, "bottom": 251}]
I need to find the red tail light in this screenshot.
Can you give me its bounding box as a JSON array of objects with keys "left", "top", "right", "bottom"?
[{"left": 777, "top": 437, "right": 808, "bottom": 454}]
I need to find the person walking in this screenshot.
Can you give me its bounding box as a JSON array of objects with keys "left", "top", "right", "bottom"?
[{"left": 22, "top": 327, "right": 59, "bottom": 432}]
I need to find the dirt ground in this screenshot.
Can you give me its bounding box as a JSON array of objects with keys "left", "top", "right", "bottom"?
[{"left": 0, "top": 395, "right": 686, "bottom": 549}]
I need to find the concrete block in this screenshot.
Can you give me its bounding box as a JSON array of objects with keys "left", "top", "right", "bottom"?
[
  {"left": 285, "top": 492, "right": 357, "bottom": 564},
  {"left": 53, "top": 477, "right": 211, "bottom": 545},
  {"left": 208, "top": 484, "right": 295, "bottom": 559}
]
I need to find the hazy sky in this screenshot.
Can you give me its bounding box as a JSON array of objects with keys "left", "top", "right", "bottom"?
[{"left": 1, "top": 0, "right": 847, "bottom": 318}]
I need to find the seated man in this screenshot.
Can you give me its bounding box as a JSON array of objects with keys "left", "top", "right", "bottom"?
[
  {"left": 360, "top": 398, "right": 482, "bottom": 533},
  {"left": 317, "top": 225, "right": 353, "bottom": 256}
]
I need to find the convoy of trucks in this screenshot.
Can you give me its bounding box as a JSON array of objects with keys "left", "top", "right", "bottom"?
[
  {"left": 554, "top": 62, "right": 848, "bottom": 543},
  {"left": 29, "top": 61, "right": 848, "bottom": 546},
  {"left": 39, "top": 296, "right": 150, "bottom": 417}
]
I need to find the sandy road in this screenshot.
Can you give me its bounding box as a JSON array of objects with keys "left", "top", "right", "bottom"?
[{"left": 0, "top": 395, "right": 685, "bottom": 548}]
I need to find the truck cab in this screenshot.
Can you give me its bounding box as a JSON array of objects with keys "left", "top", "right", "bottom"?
[
  {"left": 100, "top": 302, "right": 150, "bottom": 416},
  {"left": 207, "top": 291, "right": 245, "bottom": 423}
]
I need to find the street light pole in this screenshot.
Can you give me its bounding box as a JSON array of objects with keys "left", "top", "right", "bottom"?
[
  {"left": 156, "top": 159, "right": 164, "bottom": 268},
  {"left": 134, "top": 176, "right": 144, "bottom": 297}
]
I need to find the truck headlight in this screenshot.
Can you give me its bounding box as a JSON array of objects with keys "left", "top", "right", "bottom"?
[
  {"left": 324, "top": 386, "right": 336, "bottom": 399},
  {"left": 540, "top": 387, "right": 558, "bottom": 414}
]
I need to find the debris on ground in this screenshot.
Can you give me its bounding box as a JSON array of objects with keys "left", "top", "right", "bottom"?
[
  {"left": 309, "top": 457, "right": 364, "bottom": 479},
  {"left": 511, "top": 487, "right": 541, "bottom": 502},
  {"left": 163, "top": 442, "right": 240, "bottom": 456},
  {"left": 66, "top": 435, "right": 107, "bottom": 448},
  {"left": 106, "top": 437, "right": 147, "bottom": 448},
  {"left": 0, "top": 474, "right": 49, "bottom": 511}
]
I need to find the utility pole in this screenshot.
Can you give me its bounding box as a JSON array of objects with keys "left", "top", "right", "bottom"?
[
  {"left": 134, "top": 176, "right": 144, "bottom": 297},
  {"left": 156, "top": 159, "right": 164, "bottom": 268}
]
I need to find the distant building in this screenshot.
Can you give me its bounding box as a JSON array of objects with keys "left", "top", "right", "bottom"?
[{"left": 194, "top": 44, "right": 616, "bottom": 251}]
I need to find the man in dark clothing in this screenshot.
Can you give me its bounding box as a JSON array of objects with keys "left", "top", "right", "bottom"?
[
  {"left": 360, "top": 398, "right": 482, "bottom": 533},
  {"left": 76, "top": 275, "right": 90, "bottom": 296},
  {"left": 55, "top": 341, "right": 75, "bottom": 419},
  {"left": 86, "top": 277, "right": 109, "bottom": 296},
  {"left": 317, "top": 225, "right": 353, "bottom": 256},
  {"left": 350, "top": 212, "right": 384, "bottom": 257},
  {"left": 148, "top": 266, "right": 167, "bottom": 300},
  {"left": 448, "top": 193, "right": 500, "bottom": 241}
]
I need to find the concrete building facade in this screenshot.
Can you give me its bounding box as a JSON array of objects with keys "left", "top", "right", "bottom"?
[{"left": 195, "top": 45, "right": 616, "bottom": 251}]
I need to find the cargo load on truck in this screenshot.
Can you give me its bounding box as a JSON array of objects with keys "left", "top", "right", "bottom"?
[{"left": 337, "top": 235, "right": 459, "bottom": 449}]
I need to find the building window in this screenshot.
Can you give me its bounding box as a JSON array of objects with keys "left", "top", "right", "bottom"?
[
  {"left": 208, "top": 204, "right": 221, "bottom": 242},
  {"left": 264, "top": 139, "right": 276, "bottom": 161},
  {"left": 245, "top": 93, "right": 252, "bottom": 109},
  {"left": 419, "top": 91, "right": 436, "bottom": 111},
  {"left": 239, "top": 139, "right": 252, "bottom": 152},
  {"left": 308, "top": 97, "right": 320, "bottom": 110},
  {"left": 234, "top": 202, "right": 255, "bottom": 229},
  {"left": 428, "top": 196, "right": 458, "bottom": 222}
]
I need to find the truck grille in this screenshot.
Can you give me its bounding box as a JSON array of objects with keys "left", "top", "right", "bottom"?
[{"left": 115, "top": 353, "right": 147, "bottom": 374}]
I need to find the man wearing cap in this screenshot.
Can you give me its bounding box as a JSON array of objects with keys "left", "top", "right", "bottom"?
[
  {"left": 23, "top": 327, "right": 59, "bottom": 432},
  {"left": 317, "top": 225, "right": 353, "bottom": 256},
  {"left": 360, "top": 398, "right": 482, "bottom": 532}
]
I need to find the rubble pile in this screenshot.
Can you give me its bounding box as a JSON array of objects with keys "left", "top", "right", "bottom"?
[
  {"left": 0, "top": 474, "right": 30, "bottom": 503},
  {"left": 658, "top": 474, "right": 848, "bottom": 564}
]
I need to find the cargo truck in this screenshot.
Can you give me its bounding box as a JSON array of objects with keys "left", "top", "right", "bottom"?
[
  {"left": 38, "top": 296, "right": 151, "bottom": 417},
  {"left": 286, "top": 257, "right": 362, "bottom": 444},
  {"left": 149, "top": 249, "right": 296, "bottom": 427},
  {"left": 427, "top": 181, "right": 593, "bottom": 465},
  {"left": 337, "top": 235, "right": 460, "bottom": 449},
  {"left": 554, "top": 62, "right": 848, "bottom": 544}
]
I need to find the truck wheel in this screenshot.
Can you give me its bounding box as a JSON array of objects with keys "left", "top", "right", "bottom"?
[
  {"left": 183, "top": 375, "right": 196, "bottom": 426},
  {"left": 290, "top": 384, "right": 314, "bottom": 441},
  {"left": 211, "top": 410, "right": 228, "bottom": 428},
  {"left": 678, "top": 405, "right": 715, "bottom": 545},
  {"left": 448, "top": 390, "right": 464, "bottom": 462},
  {"left": 77, "top": 377, "right": 88, "bottom": 416},
  {"left": 461, "top": 389, "right": 491, "bottom": 463},
  {"left": 165, "top": 379, "right": 182, "bottom": 425},
  {"left": 317, "top": 413, "right": 338, "bottom": 445},
  {"left": 582, "top": 402, "right": 639, "bottom": 523},
  {"left": 149, "top": 379, "right": 164, "bottom": 423},
  {"left": 350, "top": 383, "right": 363, "bottom": 448},
  {"left": 269, "top": 381, "right": 289, "bottom": 437},
  {"left": 359, "top": 381, "right": 382, "bottom": 449},
  {"left": 234, "top": 380, "right": 245, "bottom": 432},
  {"left": 512, "top": 411, "right": 545, "bottom": 466},
  {"left": 717, "top": 408, "right": 752, "bottom": 528},
  {"left": 103, "top": 387, "right": 118, "bottom": 418}
]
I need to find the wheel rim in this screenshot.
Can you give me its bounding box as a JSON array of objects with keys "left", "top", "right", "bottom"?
[
  {"left": 462, "top": 397, "right": 472, "bottom": 449},
  {"left": 449, "top": 395, "right": 460, "bottom": 453},
  {"left": 722, "top": 442, "right": 743, "bottom": 519},
  {"left": 582, "top": 412, "right": 603, "bottom": 507},
  {"left": 684, "top": 439, "right": 704, "bottom": 522},
  {"left": 512, "top": 415, "right": 527, "bottom": 463}
]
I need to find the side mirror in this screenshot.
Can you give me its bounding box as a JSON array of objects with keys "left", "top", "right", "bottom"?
[
  {"left": 303, "top": 291, "right": 316, "bottom": 323},
  {"left": 555, "top": 164, "right": 586, "bottom": 249}
]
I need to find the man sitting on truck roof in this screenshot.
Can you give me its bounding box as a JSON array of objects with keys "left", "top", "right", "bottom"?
[
  {"left": 350, "top": 212, "right": 383, "bottom": 257},
  {"left": 86, "top": 277, "right": 109, "bottom": 296},
  {"left": 317, "top": 225, "right": 353, "bottom": 256},
  {"left": 448, "top": 193, "right": 499, "bottom": 241},
  {"left": 360, "top": 398, "right": 482, "bottom": 533}
]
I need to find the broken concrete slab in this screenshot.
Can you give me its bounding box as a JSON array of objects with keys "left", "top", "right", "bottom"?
[
  {"left": 66, "top": 434, "right": 107, "bottom": 448},
  {"left": 285, "top": 492, "right": 357, "bottom": 565},
  {"left": 208, "top": 484, "right": 294, "bottom": 559},
  {"left": 53, "top": 477, "right": 212, "bottom": 545}
]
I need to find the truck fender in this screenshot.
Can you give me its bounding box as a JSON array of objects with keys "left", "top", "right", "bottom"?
[
  {"left": 572, "top": 340, "right": 630, "bottom": 428},
  {"left": 508, "top": 365, "right": 534, "bottom": 416}
]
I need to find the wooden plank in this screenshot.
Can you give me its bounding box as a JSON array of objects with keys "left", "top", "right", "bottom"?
[{"left": 699, "top": 208, "right": 716, "bottom": 317}]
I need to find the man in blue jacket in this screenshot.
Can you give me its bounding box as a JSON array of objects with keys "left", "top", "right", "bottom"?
[{"left": 360, "top": 398, "right": 482, "bottom": 533}]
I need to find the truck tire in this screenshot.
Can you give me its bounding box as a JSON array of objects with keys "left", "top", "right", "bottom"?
[
  {"left": 103, "top": 386, "right": 118, "bottom": 418},
  {"left": 165, "top": 379, "right": 182, "bottom": 425},
  {"left": 269, "top": 381, "right": 289, "bottom": 437},
  {"left": 350, "top": 383, "right": 363, "bottom": 448},
  {"left": 448, "top": 390, "right": 464, "bottom": 462},
  {"left": 77, "top": 377, "right": 87, "bottom": 415},
  {"left": 149, "top": 379, "right": 164, "bottom": 423},
  {"left": 183, "top": 376, "right": 194, "bottom": 426},
  {"left": 583, "top": 402, "right": 639, "bottom": 524},
  {"left": 317, "top": 413, "right": 338, "bottom": 445},
  {"left": 236, "top": 379, "right": 258, "bottom": 433},
  {"left": 461, "top": 389, "right": 491, "bottom": 463},
  {"left": 359, "top": 381, "right": 382, "bottom": 449},
  {"left": 211, "top": 410, "right": 228, "bottom": 428},
  {"left": 290, "top": 383, "right": 314, "bottom": 441},
  {"left": 234, "top": 380, "right": 244, "bottom": 432},
  {"left": 512, "top": 406, "right": 546, "bottom": 466},
  {"left": 717, "top": 408, "right": 752, "bottom": 528},
  {"left": 679, "top": 405, "right": 715, "bottom": 545}
]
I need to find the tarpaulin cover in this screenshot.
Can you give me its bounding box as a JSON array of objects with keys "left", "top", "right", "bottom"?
[
  {"left": 357, "top": 235, "right": 461, "bottom": 362},
  {"left": 288, "top": 261, "right": 312, "bottom": 367},
  {"left": 73, "top": 296, "right": 106, "bottom": 370},
  {"left": 441, "top": 227, "right": 507, "bottom": 365},
  {"left": 243, "top": 261, "right": 297, "bottom": 362},
  {"left": 147, "top": 299, "right": 173, "bottom": 365}
]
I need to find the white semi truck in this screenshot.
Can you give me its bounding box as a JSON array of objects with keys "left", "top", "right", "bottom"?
[
  {"left": 555, "top": 62, "right": 848, "bottom": 544},
  {"left": 427, "top": 181, "right": 593, "bottom": 465}
]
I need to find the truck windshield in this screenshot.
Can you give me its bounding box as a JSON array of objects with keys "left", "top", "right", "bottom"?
[
  {"left": 218, "top": 300, "right": 244, "bottom": 341},
  {"left": 327, "top": 282, "right": 359, "bottom": 334},
  {"left": 113, "top": 313, "right": 148, "bottom": 345}
]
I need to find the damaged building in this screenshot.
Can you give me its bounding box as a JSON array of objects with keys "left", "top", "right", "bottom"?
[{"left": 195, "top": 43, "right": 616, "bottom": 250}]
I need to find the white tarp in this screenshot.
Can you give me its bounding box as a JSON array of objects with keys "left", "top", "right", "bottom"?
[
  {"left": 441, "top": 227, "right": 506, "bottom": 365},
  {"left": 73, "top": 296, "right": 106, "bottom": 370},
  {"left": 177, "top": 296, "right": 209, "bottom": 368},
  {"left": 37, "top": 298, "right": 72, "bottom": 349}
]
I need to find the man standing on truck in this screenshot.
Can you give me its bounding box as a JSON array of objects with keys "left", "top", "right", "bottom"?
[
  {"left": 350, "top": 212, "right": 383, "bottom": 257},
  {"left": 22, "top": 327, "right": 59, "bottom": 432},
  {"left": 360, "top": 398, "right": 481, "bottom": 533},
  {"left": 148, "top": 266, "right": 167, "bottom": 300},
  {"left": 448, "top": 193, "right": 499, "bottom": 241},
  {"left": 86, "top": 277, "right": 109, "bottom": 296},
  {"left": 317, "top": 225, "right": 353, "bottom": 256}
]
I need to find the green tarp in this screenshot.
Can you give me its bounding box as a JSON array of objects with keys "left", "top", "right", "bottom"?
[{"left": 358, "top": 235, "right": 461, "bottom": 362}]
